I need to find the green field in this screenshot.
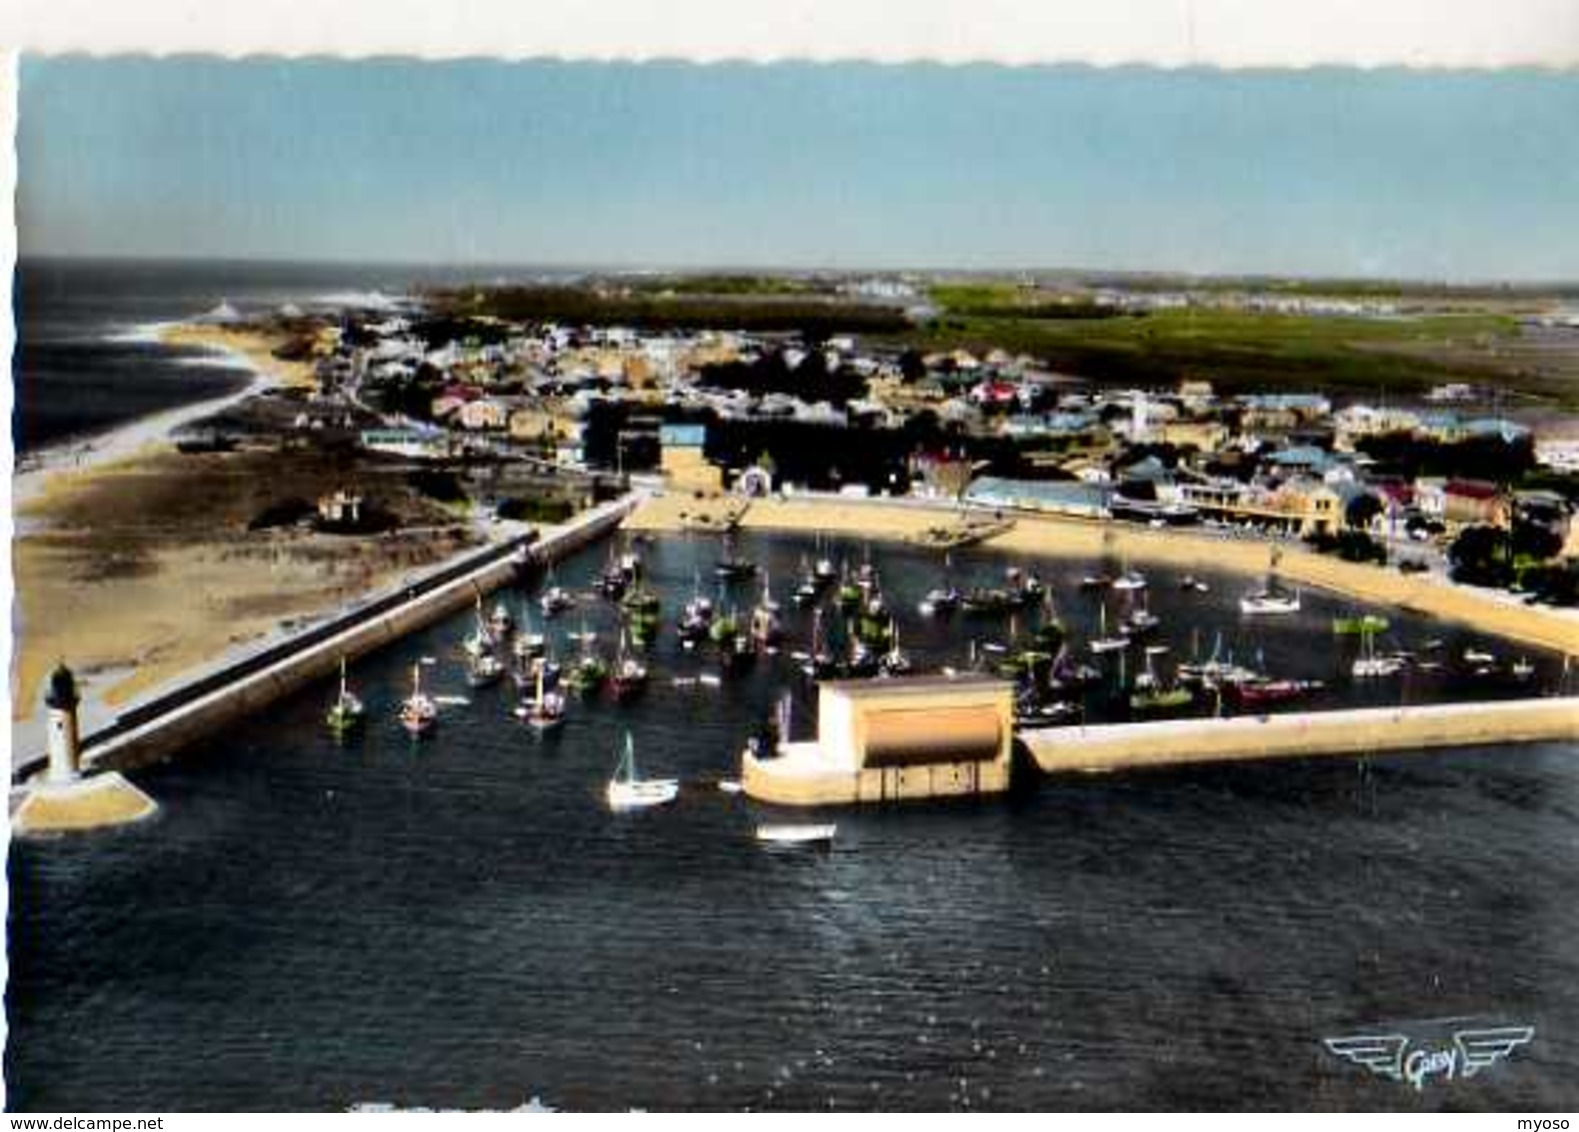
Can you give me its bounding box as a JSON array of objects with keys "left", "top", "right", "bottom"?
[{"left": 903, "top": 284, "right": 1571, "bottom": 405}]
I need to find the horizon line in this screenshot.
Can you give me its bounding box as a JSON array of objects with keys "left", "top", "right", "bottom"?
[{"left": 18, "top": 252, "right": 1579, "bottom": 291}]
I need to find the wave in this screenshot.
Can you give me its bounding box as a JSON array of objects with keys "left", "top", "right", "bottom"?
[
  {"left": 194, "top": 300, "right": 243, "bottom": 324},
  {"left": 308, "top": 289, "right": 409, "bottom": 311},
  {"left": 100, "top": 319, "right": 182, "bottom": 345},
  {"left": 172, "top": 352, "right": 257, "bottom": 373}
]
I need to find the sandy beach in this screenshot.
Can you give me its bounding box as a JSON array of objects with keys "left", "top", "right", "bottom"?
[
  {"left": 9, "top": 322, "right": 473, "bottom": 761},
  {"left": 627, "top": 492, "right": 1579, "bottom": 656},
  {"left": 13, "top": 323, "right": 317, "bottom": 510}
]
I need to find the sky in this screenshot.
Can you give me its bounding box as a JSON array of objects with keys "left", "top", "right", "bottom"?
[{"left": 16, "top": 56, "right": 1579, "bottom": 280}]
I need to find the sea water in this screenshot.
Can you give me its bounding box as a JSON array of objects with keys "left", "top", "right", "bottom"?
[{"left": 8, "top": 532, "right": 1578, "bottom": 1111}]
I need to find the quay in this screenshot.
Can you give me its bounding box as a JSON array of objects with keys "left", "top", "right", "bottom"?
[
  {"left": 12, "top": 493, "right": 643, "bottom": 783},
  {"left": 627, "top": 492, "right": 1579, "bottom": 657},
  {"left": 1021, "top": 695, "right": 1579, "bottom": 776},
  {"left": 741, "top": 674, "right": 1579, "bottom": 807}
]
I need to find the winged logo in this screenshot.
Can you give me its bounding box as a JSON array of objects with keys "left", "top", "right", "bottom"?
[
  {"left": 1455, "top": 1026, "right": 1535, "bottom": 1078},
  {"left": 1324, "top": 1025, "right": 1534, "bottom": 1091},
  {"left": 1324, "top": 1034, "right": 1409, "bottom": 1082}
]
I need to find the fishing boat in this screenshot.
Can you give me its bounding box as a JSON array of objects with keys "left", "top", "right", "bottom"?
[
  {"left": 1079, "top": 571, "right": 1113, "bottom": 591},
  {"left": 462, "top": 595, "right": 496, "bottom": 657},
  {"left": 566, "top": 624, "right": 609, "bottom": 693},
  {"left": 621, "top": 584, "right": 661, "bottom": 620},
  {"left": 1239, "top": 586, "right": 1301, "bottom": 615},
  {"left": 1130, "top": 649, "right": 1193, "bottom": 712},
  {"left": 750, "top": 604, "right": 784, "bottom": 651},
  {"left": 678, "top": 612, "right": 710, "bottom": 650},
  {"left": 1332, "top": 613, "right": 1389, "bottom": 636},
  {"left": 605, "top": 731, "right": 678, "bottom": 811},
  {"left": 792, "top": 573, "right": 821, "bottom": 606},
  {"left": 1111, "top": 564, "right": 1148, "bottom": 592},
  {"left": 528, "top": 633, "right": 563, "bottom": 688},
  {"left": 1227, "top": 677, "right": 1323, "bottom": 708},
  {"left": 709, "top": 604, "right": 741, "bottom": 644},
  {"left": 835, "top": 563, "right": 863, "bottom": 611},
  {"left": 1051, "top": 647, "right": 1101, "bottom": 688},
  {"left": 324, "top": 656, "right": 365, "bottom": 736},
  {"left": 919, "top": 582, "right": 961, "bottom": 617},
  {"left": 1014, "top": 695, "right": 1082, "bottom": 728},
  {"left": 1352, "top": 625, "right": 1405, "bottom": 678},
  {"left": 962, "top": 587, "right": 1017, "bottom": 615},
  {"left": 1512, "top": 656, "right": 1536, "bottom": 681},
  {"left": 513, "top": 603, "right": 546, "bottom": 660},
  {"left": 790, "top": 554, "right": 822, "bottom": 605},
  {"left": 755, "top": 823, "right": 836, "bottom": 847},
  {"left": 598, "top": 542, "right": 635, "bottom": 599},
  {"left": 715, "top": 530, "right": 755, "bottom": 582},
  {"left": 466, "top": 651, "right": 506, "bottom": 688},
  {"left": 718, "top": 631, "right": 755, "bottom": 673},
  {"left": 1463, "top": 647, "right": 1498, "bottom": 666},
  {"left": 879, "top": 622, "right": 913, "bottom": 676},
  {"left": 609, "top": 631, "right": 649, "bottom": 700},
  {"left": 539, "top": 584, "right": 574, "bottom": 619},
  {"left": 1006, "top": 565, "right": 1044, "bottom": 602},
  {"left": 677, "top": 574, "right": 715, "bottom": 649},
  {"left": 1088, "top": 603, "right": 1128, "bottom": 654},
  {"left": 1121, "top": 589, "right": 1161, "bottom": 636},
  {"left": 800, "top": 609, "right": 839, "bottom": 680},
  {"left": 398, "top": 663, "right": 438, "bottom": 737},
  {"left": 856, "top": 545, "right": 879, "bottom": 593},
  {"left": 813, "top": 538, "right": 838, "bottom": 584},
  {"left": 516, "top": 666, "right": 566, "bottom": 730},
  {"left": 1176, "top": 632, "right": 1260, "bottom": 690},
  {"left": 846, "top": 636, "right": 881, "bottom": 678}
]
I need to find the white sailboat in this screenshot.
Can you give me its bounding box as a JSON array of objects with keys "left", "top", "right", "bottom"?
[
  {"left": 325, "top": 655, "right": 365, "bottom": 736},
  {"left": 1352, "top": 624, "right": 1405, "bottom": 678},
  {"left": 755, "top": 823, "right": 837, "bottom": 846},
  {"left": 516, "top": 664, "right": 566, "bottom": 730},
  {"left": 399, "top": 662, "right": 438, "bottom": 736},
  {"left": 1089, "top": 602, "right": 1128, "bottom": 654},
  {"left": 1240, "top": 587, "right": 1301, "bottom": 615},
  {"left": 605, "top": 731, "right": 679, "bottom": 811}
]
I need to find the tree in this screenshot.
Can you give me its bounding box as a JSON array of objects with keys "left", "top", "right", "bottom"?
[
  {"left": 1449, "top": 524, "right": 1514, "bottom": 588},
  {"left": 1345, "top": 492, "right": 1385, "bottom": 532},
  {"left": 1511, "top": 520, "right": 1562, "bottom": 562}
]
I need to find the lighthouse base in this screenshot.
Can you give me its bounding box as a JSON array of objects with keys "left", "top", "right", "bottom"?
[{"left": 12, "top": 772, "right": 159, "bottom": 837}]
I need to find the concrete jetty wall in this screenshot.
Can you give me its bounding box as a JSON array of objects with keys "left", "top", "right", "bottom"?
[
  {"left": 24, "top": 494, "right": 640, "bottom": 778},
  {"left": 1022, "top": 696, "right": 1579, "bottom": 775}
]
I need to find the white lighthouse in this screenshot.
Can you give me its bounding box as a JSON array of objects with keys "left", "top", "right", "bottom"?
[
  {"left": 44, "top": 661, "right": 82, "bottom": 785},
  {"left": 16, "top": 660, "right": 159, "bottom": 837}
]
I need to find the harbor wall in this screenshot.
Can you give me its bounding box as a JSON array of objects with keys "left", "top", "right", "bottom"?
[
  {"left": 742, "top": 751, "right": 1010, "bottom": 806},
  {"left": 1022, "top": 696, "right": 1579, "bottom": 775},
  {"left": 25, "top": 495, "right": 640, "bottom": 779}
]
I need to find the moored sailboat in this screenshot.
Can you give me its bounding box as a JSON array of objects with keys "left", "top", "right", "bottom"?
[
  {"left": 324, "top": 656, "right": 365, "bottom": 736},
  {"left": 398, "top": 662, "right": 438, "bottom": 737},
  {"left": 605, "top": 731, "right": 679, "bottom": 811}
]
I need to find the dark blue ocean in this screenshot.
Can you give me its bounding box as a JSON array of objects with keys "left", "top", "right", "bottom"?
[{"left": 8, "top": 529, "right": 1579, "bottom": 1112}]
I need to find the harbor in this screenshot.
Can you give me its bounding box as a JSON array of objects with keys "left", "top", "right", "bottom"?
[
  {"left": 10, "top": 51, "right": 1579, "bottom": 1114},
  {"left": 17, "top": 495, "right": 1579, "bottom": 828},
  {"left": 9, "top": 516, "right": 1577, "bottom": 1106}
]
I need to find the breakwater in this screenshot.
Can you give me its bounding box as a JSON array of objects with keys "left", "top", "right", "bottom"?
[
  {"left": 1021, "top": 696, "right": 1579, "bottom": 775},
  {"left": 15, "top": 494, "right": 641, "bottom": 779}
]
